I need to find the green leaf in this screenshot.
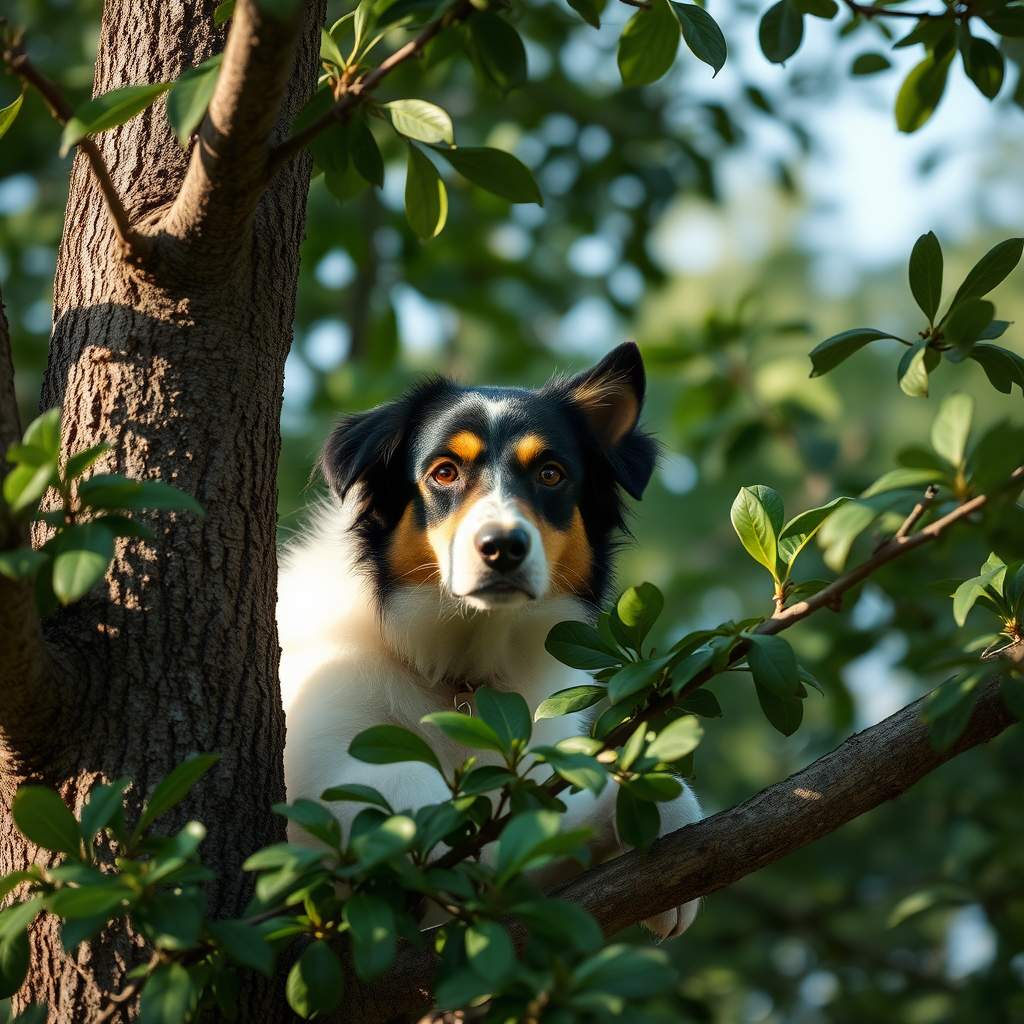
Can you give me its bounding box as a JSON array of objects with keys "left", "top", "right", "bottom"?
[
  {"left": 347, "top": 815, "right": 417, "bottom": 870},
  {"left": 0, "top": 91, "right": 25, "bottom": 142},
  {"left": 922, "top": 669, "right": 987, "bottom": 749},
  {"left": 345, "top": 892, "right": 396, "bottom": 980},
  {"left": 747, "top": 634, "right": 800, "bottom": 697},
  {"left": 205, "top": 920, "right": 274, "bottom": 974},
  {"left": 897, "top": 338, "right": 934, "bottom": 397},
  {"left": 64, "top": 443, "right": 114, "bottom": 481},
  {"left": 464, "top": 12, "right": 528, "bottom": 93},
  {"left": 76, "top": 475, "right": 203, "bottom": 514},
  {"left": 754, "top": 682, "right": 804, "bottom": 736},
  {"left": 0, "top": 898, "right": 43, "bottom": 943},
  {"left": 607, "top": 655, "right": 671, "bottom": 704},
  {"left": 349, "top": 724, "right": 443, "bottom": 773},
  {"left": 420, "top": 711, "right": 505, "bottom": 754},
  {"left": 567, "top": 0, "right": 605, "bottom": 28},
  {"left": 10, "top": 1004, "right": 48, "bottom": 1024},
  {"left": 2, "top": 460, "right": 58, "bottom": 516},
  {"left": 324, "top": 163, "right": 369, "bottom": 206},
  {"left": 759, "top": 0, "right": 804, "bottom": 64},
  {"left": 931, "top": 392, "right": 974, "bottom": 467},
  {"left": 909, "top": 231, "right": 943, "bottom": 324},
  {"left": 80, "top": 778, "right": 130, "bottom": 843},
  {"left": 458, "top": 765, "right": 517, "bottom": 796},
  {"left": 493, "top": 810, "right": 561, "bottom": 882},
  {"left": 139, "top": 962, "right": 197, "bottom": 1024},
  {"left": 678, "top": 687, "right": 723, "bottom": 718},
  {"left": 968, "top": 343, "right": 1024, "bottom": 395},
  {"left": 320, "top": 26, "right": 347, "bottom": 69},
  {"left": 852, "top": 52, "right": 892, "bottom": 75},
  {"left": 896, "top": 50, "right": 953, "bottom": 133},
  {"left": 618, "top": 0, "right": 680, "bottom": 87},
  {"left": 616, "top": 582, "right": 665, "bottom": 653},
  {"left": 272, "top": 800, "right": 342, "bottom": 848},
  {"left": 535, "top": 685, "right": 607, "bottom": 720},
  {"left": 60, "top": 82, "right": 172, "bottom": 157},
  {"left": 134, "top": 891, "right": 203, "bottom": 951},
  {"left": 615, "top": 784, "right": 660, "bottom": 849},
  {"left": 778, "top": 496, "right": 851, "bottom": 567},
  {"left": 22, "top": 408, "right": 62, "bottom": 457},
  {"left": 574, "top": 944, "right": 676, "bottom": 998},
  {"left": 474, "top": 687, "right": 531, "bottom": 751},
  {"left": 978, "top": 319, "right": 1011, "bottom": 340},
  {"left": 646, "top": 715, "right": 703, "bottom": 762},
  {"left": 809, "top": 328, "right": 899, "bottom": 376},
  {"left": 436, "top": 146, "right": 543, "bottom": 205},
  {"left": 52, "top": 522, "right": 116, "bottom": 605},
  {"left": 465, "top": 918, "right": 514, "bottom": 983},
  {"left": 888, "top": 886, "right": 970, "bottom": 928},
  {"left": 947, "top": 237, "right": 1024, "bottom": 310},
  {"left": 860, "top": 467, "right": 947, "bottom": 498},
  {"left": 349, "top": 115, "right": 384, "bottom": 187},
  {"left": 384, "top": 99, "right": 454, "bottom": 144},
  {"left": 404, "top": 145, "right": 447, "bottom": 241},
  {"left": 214, "top": 0, "right": 236, "bottom": 24},
  {"left": 628, "top": 772, "right": 684, "bottom": 802},
  {"left": 943, "top": 298, "right": 995, "bottom": 363},
  {"left": 319, "top": 784, "right": 393, "bottom": 813},
  {"left": 668, "top": 647, "right": 716, "bottom": 696},
  {"left": 46, "top": 884, "right": 132, "bottom": 921},
  {"left": 793, "top": 0, "right": 838, "bottom": 16},
  {"left": 962, "top": 35, "right": 1004, "bottom": 99},
  {"left": 730, "top": 486, "right": 781, "bottom": 581},
  {"left": 952, "top": 567, "right": 1005, "bottom": 626},
  {"left": 136, "top": 754, "right": 221, "bottom": 835},
  {"left": 0, "top": 929, "right": 30, "bottom": 999},
  {"left": 166, "top": 54, "right": 223, "bottom": 145},
  {"left": 12, "top": 788, "right": 82, "bottom": 858},
  {"left": 530, "top": 746, "right": 607, "bottom": 794},
  {"left": 0, "top": 547, "right": 50, "bottom": 582},
  {"left": 544, "top": 621, "right": 622, "bottom": 670},
  {"left": 670, "top": 3, "right": 727, "bottom": 76},
  {"left": 982, "top": 5, "right": 1024, "bottom": 35}
]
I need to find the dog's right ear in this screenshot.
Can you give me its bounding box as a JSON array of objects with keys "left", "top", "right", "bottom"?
[{"left": 319, "top": 402, "right": 411, "bottom": 501}]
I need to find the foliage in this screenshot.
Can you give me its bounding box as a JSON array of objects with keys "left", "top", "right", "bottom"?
[
  {"left": 3, "top": 0, "right": 1024, "bottom": 1021},
  {"left": 0, "top": 410, "right": 202, "bottom": 614}
]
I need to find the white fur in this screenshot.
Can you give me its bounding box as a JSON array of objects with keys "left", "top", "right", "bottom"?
[{"left": 279, "top": 495, "right": 702, "bottom": 938}]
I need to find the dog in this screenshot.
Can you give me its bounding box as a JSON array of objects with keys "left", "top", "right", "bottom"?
[{"left": 278, "top": 341, "right": 702, "bottom": 937}]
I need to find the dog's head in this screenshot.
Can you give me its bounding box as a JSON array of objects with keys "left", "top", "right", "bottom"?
[{"left": 320, "top": 342, "right": 658, "bottom": 612}]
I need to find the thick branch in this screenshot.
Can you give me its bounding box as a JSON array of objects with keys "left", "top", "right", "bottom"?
[
  {"left": 0, "top": 29, "right": 144, "bottom": 259},
  {"left": 355, "top": 676, "right": 1017, "bottom": 1024},
  {"left": 156, "top": 0, "right": 306, "bottom": 268},
  {"left": 269, "top": 0, "right": 474, "bottom": 173}
]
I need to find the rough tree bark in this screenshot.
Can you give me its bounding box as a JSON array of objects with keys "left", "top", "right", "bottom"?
[{"left": 0, "top": 1, "right": 324, "bottom": 1020}]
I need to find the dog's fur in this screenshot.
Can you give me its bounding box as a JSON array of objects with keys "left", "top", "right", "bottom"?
[{"left": 278, "top": 342, "right": 701, "bottom": 937}]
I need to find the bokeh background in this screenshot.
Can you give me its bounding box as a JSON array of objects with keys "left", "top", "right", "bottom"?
[{"left": 3, "top": 0, "right": 1024, "bottom": 1020}]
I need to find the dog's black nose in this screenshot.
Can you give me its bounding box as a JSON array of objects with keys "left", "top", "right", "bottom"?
[{"left": 475, "top": 527, "right": 530, "bottom": 573}]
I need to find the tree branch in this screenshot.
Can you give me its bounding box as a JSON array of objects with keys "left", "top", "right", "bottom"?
[
  {"left": 156, "top": 0, "right": 307, "bottom": 270},
  {"left": 0, "top": 25, "right": 146, "bottom": 261},
  {"left": 0, "top": 282, "right": 63, "bottom": 759},
  {"left": 841, "top": 0, "right": 942, "bottom": 18},
  {"left": 268, "top": 0, "right": 474, "bottom": 174},
  {"left": 352, "top": 676, "right": 1018, "bottom": 1024}
]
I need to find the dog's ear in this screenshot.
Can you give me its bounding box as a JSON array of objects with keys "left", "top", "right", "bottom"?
[
  {"left": 319, "top": 402, "right": 411, "bottom": 501},
  {"left": 562, "top": 342, "right": 658, "bottom": 500}
]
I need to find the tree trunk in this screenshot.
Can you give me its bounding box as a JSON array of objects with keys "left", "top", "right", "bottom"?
[{"left": 0, "top": 1, "right": 324, "bottom": 1020}]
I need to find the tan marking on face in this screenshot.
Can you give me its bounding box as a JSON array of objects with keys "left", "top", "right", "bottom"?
[
  {"left": 514, "top": 434, "right": 547, "bottom": 468},
  {"left": 387, "top": 504, "right": 439, "bottom": 586},
  {"left": 518, "top": 502, "right": 592, "bottom": 597},
  {"left": 448, "top": 431, "right": 484, "bottom": 463}
]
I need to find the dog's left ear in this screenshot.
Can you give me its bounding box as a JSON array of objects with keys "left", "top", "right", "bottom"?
[{"left": 563, "top": 341, "right": 658, "bottom": 499}]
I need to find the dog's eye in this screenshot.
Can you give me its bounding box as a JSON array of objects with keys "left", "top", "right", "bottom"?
[
  {"left": 538, "top": 464, "right": 564, "bottom": 486},
  {"left": 431, "top": 463, "right": 460, "bottom": 485}
]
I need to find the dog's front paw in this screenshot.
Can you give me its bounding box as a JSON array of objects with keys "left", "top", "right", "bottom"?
[{"left": 641, "top": 898, "right": 700, "bottom": 939}]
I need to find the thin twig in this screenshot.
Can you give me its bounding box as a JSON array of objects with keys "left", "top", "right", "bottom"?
[
  {"left": 268, "top": 0, "right": 475, "bottom": 174},
  {"left": 93, "top": 953, "right": 160, "bottom": 1024},
  {"left": 1, "top": 28, "right": 147, "bottom": 260},
  {"left": 618, "top": 0, "right": 654, "bottom": 8},
  {"left": 894, "top": 483, "right": 941, "bottom": 541}
]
